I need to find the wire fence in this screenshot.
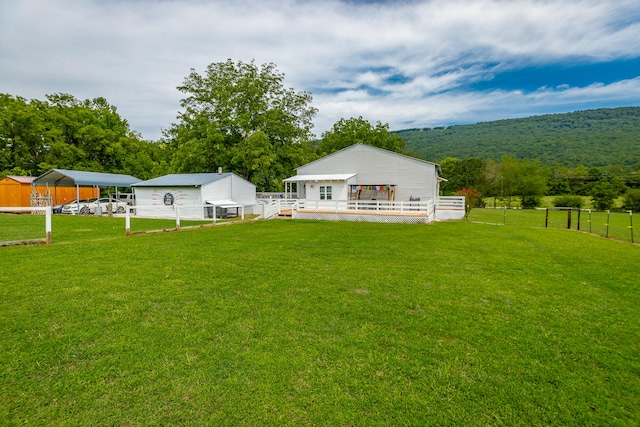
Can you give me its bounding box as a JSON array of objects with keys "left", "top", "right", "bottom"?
[{"left": 469, "top": 208, "right": 635, "bottom": 243}]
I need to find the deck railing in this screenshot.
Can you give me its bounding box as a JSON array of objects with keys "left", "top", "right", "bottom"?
[
  {"left": 436, "top": 196, "right": 466, "bottom": 210},
  {"left": 293, "top": 199, "right": 435, "bottom": 215}
]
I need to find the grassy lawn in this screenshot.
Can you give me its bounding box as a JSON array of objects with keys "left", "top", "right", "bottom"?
[
  {"left": 469, "top": 208, "right": 635, "bottom": 242},
  {"left": 1, "top": 218, "right": 639, "bottom": 425}
]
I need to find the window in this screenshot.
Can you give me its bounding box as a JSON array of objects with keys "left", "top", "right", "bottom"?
[{"left": 320, "top": 185, "right": 332, "bottom": 200}]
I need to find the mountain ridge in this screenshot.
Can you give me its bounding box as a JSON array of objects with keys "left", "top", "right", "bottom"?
[{"left": 396, "top": 107, "right": 640, "bottom": 168}]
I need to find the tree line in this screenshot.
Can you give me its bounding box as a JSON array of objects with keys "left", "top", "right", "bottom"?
[{"left": 439, "top": 156, "right": 640, "bottom": 212}]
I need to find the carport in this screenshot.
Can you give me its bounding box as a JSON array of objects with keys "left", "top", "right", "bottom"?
[{"left": 33, "top": 169, "right": 141, "bottom": 213}]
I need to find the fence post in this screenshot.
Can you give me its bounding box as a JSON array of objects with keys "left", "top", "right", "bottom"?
[
  {"left": 176, "top": 206, "right": 180, "bottom": 231},
  {"left": 545, "top": 208, "right": 549, "bottom": 228},
  {"left": 567, "top": 208, "right": 572, "bottom": 230},
  {"left": 588, "top": 210, "right": 592, "bottom": 234},
  {"left": 606, "top": 210, "right": 610, "bottom": 238},
  {"left": 45, "top": 206, "right": 52, "bottom": 244},
  {"left": 125, "top": 207, "right": 131, "bottom": 236},
  {"left": 577, "top": 209, "right": 581, "bottom": 231},
  {"left": 629, "top": 210, "right": 634, "bottom": 244}
]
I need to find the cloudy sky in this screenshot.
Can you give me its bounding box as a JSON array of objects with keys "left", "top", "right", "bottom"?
[{"left": 1, "top": 0, "right": 639, "bottom": 141}]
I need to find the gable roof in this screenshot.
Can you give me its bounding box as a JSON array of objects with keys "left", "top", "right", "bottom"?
[
  {"left": 4, "top": 176, "right": 35, "bottom": 184},
  {"left": 133, "top": 173, "right": 235, "bottom": 187},
  {"left": 34, "top": 169, "right": 141, "bottom": 187},
  {"left": 298, "top": 143, "right": 442, "bottom": 175}
]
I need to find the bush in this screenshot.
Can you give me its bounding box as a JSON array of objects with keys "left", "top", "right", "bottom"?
[
  {"left": 622, "top": 188, "right": 640, "bottom": 212},
  {"left": 520, "top": 195, "right": 541, "bottom": 209},
  {"left": 453, "top": 188, "right": 482, "bottom": 214},
  {"left": 553, "top": 195, "right": 584, "bottom": 208}
]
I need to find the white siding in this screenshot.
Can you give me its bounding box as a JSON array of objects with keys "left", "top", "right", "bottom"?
[
  {"left": 200, "top": 174, "right": 256, "bottom": 210},
  {"left": 303, "top": 181, "right": 350, "bottom": 201},
  {"left": 134, "top": 187, "right": 203, "bottom": 218},
  {"left": 133, "top": 173, "right": 257, "bottom": 219},
  {"left": 297, "top": 144, "right": 439, "bottom": 201}
]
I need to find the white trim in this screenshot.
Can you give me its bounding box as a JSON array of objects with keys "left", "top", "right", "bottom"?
[{"left": 283, "top": 173, "right": 356, "bottom": 182}]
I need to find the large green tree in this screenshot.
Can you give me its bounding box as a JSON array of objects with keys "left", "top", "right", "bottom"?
[
  {"left": 439, "top": 157, "right": 485, "bottom": 195},
  {"left": 318, "top": 117, "right": 405, "bottom": 155},
  {"left": 166, "top": 59, "right": 318, "bottom": 191},
  {"left": 0, "top": 94, "right": 50, "bottom": 175},
  {"left": 483, "top": 157, "right": 548, "bottom": 207},
  {"left": 1, "top": 92, "right": 165, "bottom": 178}
]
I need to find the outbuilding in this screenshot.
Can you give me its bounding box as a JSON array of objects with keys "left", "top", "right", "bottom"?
[
  {"left": 0, "top": 175, "right": 98, "bottom": 207},
  {"left": 33, "top": 169, "right": 141, "bottom": 213},
  {"left": 132, "top": 172, "right": 256, "bottom": 219}
]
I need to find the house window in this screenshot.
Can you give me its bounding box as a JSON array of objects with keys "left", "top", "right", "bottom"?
[{"left": 320, "top": 185, "right": 332, "bottom": 200}]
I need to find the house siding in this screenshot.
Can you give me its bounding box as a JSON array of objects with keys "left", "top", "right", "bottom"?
[
  {"left": 133, "top": 173, "right": 257, "bottom": 219},
  {"left": 296, "top": 145, "right": 439, "bottom": 201}
]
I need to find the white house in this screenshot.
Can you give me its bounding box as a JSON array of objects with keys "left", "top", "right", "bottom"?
[
  {"left": 284, "top": 144, "right": 444, "bottom": 202},
  {"left": 132, "top": 172, "right": 256, "bottom": 219},
  {"left": 282, "top": 144, "right": 464, "bottom": 221}
]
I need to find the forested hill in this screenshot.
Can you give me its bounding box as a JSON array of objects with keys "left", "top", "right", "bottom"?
[{"left": 397, "top": 107, "right": 640, "bottom": 168}]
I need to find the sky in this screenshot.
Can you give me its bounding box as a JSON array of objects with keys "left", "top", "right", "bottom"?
[{"left": 1, "top": 0, "right": 639, "bottom": 141}]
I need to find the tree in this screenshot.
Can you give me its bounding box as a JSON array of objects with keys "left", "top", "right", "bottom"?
[
  {"left": 483, "top": 157, "right": 547, "bottom": 208},
  {"left": 166, "top": 59, "right": 318, "bottom": 191},
  {"left": 318, "top": 117, "right": 405, "bottom": 155},
  {"left": 0, "top": 94, "right": 50, "bottom": 175},
  {"left": 591, "top": 181, "right": 619, "bottom": 210},
  {"left": 622, "top": 188, "right": 640, "bottom": 212},
  {"left": 439, "top": 157, "right": 485, "bottom": 195}
]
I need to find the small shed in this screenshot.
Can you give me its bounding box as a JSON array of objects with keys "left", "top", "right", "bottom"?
[
  {"left": 132, "top": 172, "right": 256, "bottom": 219},
  {"left": 0, "top": 175, "right": 98, "bottom": 207}
]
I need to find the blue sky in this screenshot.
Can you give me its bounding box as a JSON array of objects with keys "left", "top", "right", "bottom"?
[{"left": 1, "top": 0, "right": 639, "bottom": 140}]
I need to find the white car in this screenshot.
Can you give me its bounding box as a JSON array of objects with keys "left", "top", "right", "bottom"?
[
  {"left": 61, "top": 198, "right": 127, "bottom": 215},
  {"left": 61, "top": 199, "right": 96, "bottom": 215},
  {"left": 88, "top": 198, "right": 127, "bottom": 214}
]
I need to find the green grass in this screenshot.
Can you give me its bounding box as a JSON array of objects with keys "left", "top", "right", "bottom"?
[
  {"left": 0, "top": 213, "right": 47, "bottom": 243},
  {"left": 1, "top": 218, "right": 639, "bottom": 425},
  {"left": 469, "top": 208, "right": 636, "bottom": 242},
  {"left": 482, "top": 196, "right": 625, "bottom": 209}
]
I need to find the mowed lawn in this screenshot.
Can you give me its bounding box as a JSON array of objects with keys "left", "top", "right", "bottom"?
[{"left": 1, "top": 218, "right": 639, "bottom": 425}]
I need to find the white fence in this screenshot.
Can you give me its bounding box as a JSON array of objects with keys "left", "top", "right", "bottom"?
[
  {"left": 436, "top": 196, "right": 466, "bottom": 210},
  {"left": 256, "top": 197, "right": 466, "bottom": 223},
  {"left": 125, "top": 204, "right": 246, "bottom": 235},
  {"left": 294, "top": 199, "right": 435, "bottom": 215},
  {"left": 0, "top": 206, "right": 52, "bottom": 245}
]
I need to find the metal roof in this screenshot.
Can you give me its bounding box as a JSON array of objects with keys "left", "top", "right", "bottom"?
[
  {"left": 5, "top": 176, "right": 35, "bottom": 184},
  {"left": 294, "top": 143, "right": 443, "bottom": 176},
  {"left": 133, "top": 173, "right": 233, "bottom": 187},
  {"left": 33, "top": 169, "right": 141, "bottom": 187},
  {"left": 205, "top": 199, "right": 243, "bottom": 208},
  {"left": 282, "top": 173, "right": 356, "bottom": 182}
]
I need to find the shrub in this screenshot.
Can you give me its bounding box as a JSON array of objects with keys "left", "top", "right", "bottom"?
[
  {"left": 520, "top": 195, "right": 541, "bottom": 209},
  {"left": 622, "top": 188, "right": 640, "bottom": 212},
  {"left": 454, "top": 188, "right": 482, "bottom": 214},
  {"left": 553, "top": 195, "right": 584, "bottom": 208}
]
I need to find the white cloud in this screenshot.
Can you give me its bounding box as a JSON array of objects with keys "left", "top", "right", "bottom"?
[{"left": 0, "top": 0, "right": 638, "bottom": 140}]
